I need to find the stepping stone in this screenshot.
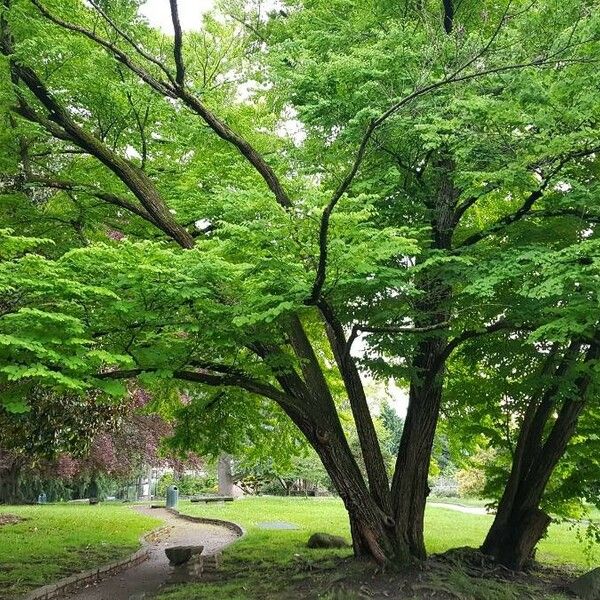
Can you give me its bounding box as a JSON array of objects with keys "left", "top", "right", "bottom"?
[
  {"left": 165, "top": 545, "right": 204, "bottom": 566},
  {"left": 257, "top": 521, "right": 299, "bottom": 530}
]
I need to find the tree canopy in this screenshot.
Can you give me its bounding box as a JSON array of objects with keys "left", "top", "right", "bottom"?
[{"left": 0, "top": 0, "right": 599, "bottom": 570}]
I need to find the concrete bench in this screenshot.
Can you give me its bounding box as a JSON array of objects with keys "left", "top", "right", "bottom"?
[{"left": 190, "top": 496, "right": 234, "bottom": 503}]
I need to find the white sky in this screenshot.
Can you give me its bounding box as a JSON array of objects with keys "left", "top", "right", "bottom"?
[{"left": 139, "top": 0, "right": 214, "bottom": 32}]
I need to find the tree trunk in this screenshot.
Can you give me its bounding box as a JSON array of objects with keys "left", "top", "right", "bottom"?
[
  {"left": 0, "top": 461, "right": 22, "bottom": 504},
  {"left": 390, "top": 154, "right": 457, "bottom": 557},
  {"left": 313, "top": 429, "right": 410, "bottom": 565},
  {"left": 391, "top": 337, "right": 445, "bottom": 558},
  {"left": 482, "top": 342, "right": 599, "bottom": 570},
  {"left": 277, "top": 393, "right": 409, "bottom": 565},
  {"left": 217, "top": 453, "right": 234, "bottom": 496}
]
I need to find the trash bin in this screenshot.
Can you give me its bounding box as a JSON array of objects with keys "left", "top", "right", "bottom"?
[{"left": 166, "top": 485, "right": 179, "bottom": 509}]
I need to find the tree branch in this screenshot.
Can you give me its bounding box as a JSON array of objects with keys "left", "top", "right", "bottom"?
[
  {"left": 457, "top": 145, "right": 600, "bottom": 247},
  {"left": 359, "top": 321, "right": 451, "bottom": 335},
  {"left": 86, "top": 0, "right": 178, "bottom": 87},
  {"left": 29, "top": 0, "right": 176, "bottom": 97},
  {"left": 440, "top": 318, "right": 522, "bottom": 364},
  {"left": 29, "top": 0, "right": 294, "bottom": 211},
  {"left": 168, "top": 0, "right": 185, "bottom": 86},
  {"left": 24, "top": 175, "right": 159, "bottom": 226},
  {"left": 96, "top": 367, "right": 292, "bottom": 407},
  {"left": 317, "top": 300, "right": 392, "bottom": 514},
  {"left": 308, "top": 119, "right": 376, "bottom": 302},
  {"left": 3, "top": 43, "right": 194, "bottom": 247},
  {"left": 458, "top": 188, "right": 544, "bottom": 247}
]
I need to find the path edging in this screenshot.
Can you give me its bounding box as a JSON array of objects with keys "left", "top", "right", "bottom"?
[
  {"left": 165, "top": 507, "right": 245, "bottom": 539},
  {"left": 21, "top": 525, "right": 170, "bottom": 600}
]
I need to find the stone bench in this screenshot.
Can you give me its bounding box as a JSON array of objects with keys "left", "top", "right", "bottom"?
[{"left": 190, "top": 496, "right": 234, "bottom": 503}]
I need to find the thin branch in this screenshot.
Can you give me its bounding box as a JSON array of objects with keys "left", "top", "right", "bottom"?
[
  {"left": 452, "top": 183, "right": 499, "bottom": 225},
  {"left": 458, "top": 188, "right": 544, "bottom": 247},
  {"left": 227, "top": 12, "right": 268, "bottom": 43},
  {"left": 308, "top": 119, "right": 376, "bottom": 302},
  {"left": 360, "top": 321, "right": 451, "bottom": 335},
  {"left": 341, "top": 320, "right": 451, "bottom": 360},
  {"left": 168, "top": 0, "right": 185, "bottom": 86},
  {"left": 87, "top": 0, "right": 178, "bottom": 87},
  {"left": 441, "top": 318, "right": 520, "bottom": 364},
  {"left": 25, "top": 175, "right": 159, "bottom": 225},
  {"left": 29, "top": 0, "right": 176, "bottom": 97},
  {"left": 523, "top": 208, "right": 600, "bottom": 223},
  {"left": 457, "top": 146, "right": 600, "bottom": 247}
]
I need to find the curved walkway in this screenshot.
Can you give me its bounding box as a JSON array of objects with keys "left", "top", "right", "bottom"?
[
  {"left": 429, "top": 502, "right": 490, "bottom": 515},
  {"left": 64, "top": 506, "right": 240, "bottom": 600}
]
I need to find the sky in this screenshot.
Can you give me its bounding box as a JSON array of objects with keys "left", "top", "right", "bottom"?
[{"left": 139, "top": 0, "right": 214, "bottom": 32}]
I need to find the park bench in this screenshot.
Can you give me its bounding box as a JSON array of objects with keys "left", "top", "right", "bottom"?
[{"left": 190, "top": 495, "right": 234, "bottom": 503}]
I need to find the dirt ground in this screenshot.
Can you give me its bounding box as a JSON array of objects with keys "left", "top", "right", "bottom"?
[{"left": 0, "top": 513, "right": 23, "bottom": 526}]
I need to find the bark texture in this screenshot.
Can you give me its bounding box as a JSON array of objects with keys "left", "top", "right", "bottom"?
[{"left": 482, "top": 342, "right": 600, "bottom": 569}]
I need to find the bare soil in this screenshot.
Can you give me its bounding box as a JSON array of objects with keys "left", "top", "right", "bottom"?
[{"left": 0, "top": 514, "right": 23, "bottom": 527}]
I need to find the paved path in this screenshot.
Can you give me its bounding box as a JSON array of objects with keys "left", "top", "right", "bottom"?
[
  {"left": 429, "top": 502, "right": 490, "bottom": 515},
  {"left": 64, "top": 506, "right": 240, "bottom": 600}
]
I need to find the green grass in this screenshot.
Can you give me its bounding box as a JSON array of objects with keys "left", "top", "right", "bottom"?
[
  {"left": 0, "top": 503, "right": 160, "bottom": 599},
  {"left": 155, "top": 497, "right": 595, "bottom": 599},
  {"left": 176, "top": 496, "right": 595, "bottom": 567},
  {"left": 1, "top": 498, "right": 593, "bottom": 600}
]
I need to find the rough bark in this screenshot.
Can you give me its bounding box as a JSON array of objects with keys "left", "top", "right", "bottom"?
[
  {"left": 482, "top": 342, "right": 600, "bottom": 570},
  {"left": 391, "top": 336, "right": 445, "bottom": 558},
  {"left": 317, "top": 301, "right": 392, "bottom": 517},
  {"left": 302, "top": 412, "right": 407, "bottom": 565},
  {"left": 391, "top": 156, "right": 458, "bottom": 558}
]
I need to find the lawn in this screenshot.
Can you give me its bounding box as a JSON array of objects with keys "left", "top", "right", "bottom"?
[
  {"left": 156, "top": 496, "right": 595, "bottom": 600},
  {"left": 1, "top": 498, "right": 593, "bottom": 600},
  {"left": 0, "top": 503, "right": 160, "bottom": 599}
]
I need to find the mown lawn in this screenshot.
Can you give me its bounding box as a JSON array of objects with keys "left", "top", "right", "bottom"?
[
  {"left": 0, "top": 503, "right": 160, "bottom": 599},
  {"left": 0, "top": 498, "right": 593, "bottom": 600},
  {"left": 156, "top": 496, "right": 595, "bottom": 600},
  {"left": 179, "top": 496, "right": 595, "bottom": 566}
]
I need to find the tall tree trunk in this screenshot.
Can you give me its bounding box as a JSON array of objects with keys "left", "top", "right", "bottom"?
[
  {"left": 391, "top": 337, "right": 445, "bottom": 558},
  {"left": 482, "top": 342, "right": 600, "bottom": 570},
  {"left": 391, "top": 155, "right": 457, "bottom": 558},
  {"left": 217, "top": 453, "right": 234, "bottom": 496}
]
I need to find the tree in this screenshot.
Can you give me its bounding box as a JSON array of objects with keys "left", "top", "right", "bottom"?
[
  {"left": 0, "top": 0, "right": 598, "bottom": 568},
  {"left": 0, "top": 386, "right": 120, "bottom": 502},
  {"left": 444, "top": 236, "right": 600, "bottom": 568}
]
